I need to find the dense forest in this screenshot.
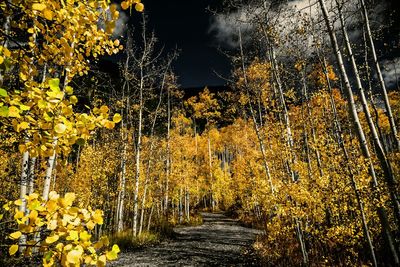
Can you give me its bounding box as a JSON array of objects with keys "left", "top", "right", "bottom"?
[{"left": 0, "top": 0, "right": 399, "bottom": 266}]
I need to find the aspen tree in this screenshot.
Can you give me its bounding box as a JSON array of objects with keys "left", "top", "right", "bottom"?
[
  {"left": 318, "top": 0, "right": 399, "bottom": 263},
  {"left": 359, "top": 0, "right": 400, "bottom": 150}
]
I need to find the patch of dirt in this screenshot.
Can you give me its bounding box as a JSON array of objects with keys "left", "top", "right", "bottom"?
[{"left": 111, "top": 212, "right": 262, "bottom": 266}]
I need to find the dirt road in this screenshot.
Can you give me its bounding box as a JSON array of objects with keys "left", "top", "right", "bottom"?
[{"left": 112, "top": 212, "right": 262, "bottom": 266}]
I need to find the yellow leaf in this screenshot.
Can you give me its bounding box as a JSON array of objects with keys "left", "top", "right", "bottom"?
[
  {"left": 65, "top": 86, "right": 73, "bottom": 95},
  {"left": 79, "top": 231, "right": 91, "bottom": 242},
  {"left": 55, "top": 123, "right": 67, "bottom": 134},
  {"left": 135, "top": 3, "right": 144, "bottom": 12},
  {"left": 64, "top": 192, "right": 76, "bottom": 206},
  {"left": 106, "top": 250, "right": 118, "bottom": 261},
  {"left": 49, "top": 191, "right": 59, "bottom": 200},
  {"left": 14, "top": 210, "right": 24, "bottom": 220},
  {"left": 14, "top": 199, "right": 23, "bottom": 206},
  {"left": 98, "top": 255, "right": 107, "bottom": 267},
  {"left": 9, "top": 231, "right": 22, "bottom": 240},
  {"left": 86, "top": 220, "right": 95, "bottom": 230},
  {"left": 70, "top": 95, "right": 78, "bottom": 105},
  {"left": 8, "top": 106, "right": 20, "bottom": 117},
  {"left": 112, "top": 244, "right": 120, "bottom": 253},
  {"left": 48, "top": 219, "right": 57, "bottom": 230},
  {"left": 20, "top": 72, "right": 28, "bottom": 81},
  {"left": 93, "top": 211, "right": 104, "bottom": 225},
  {"left": 28, "top": 210, "right": 38, "bottom": 220},
  {"left": 9, "top": 244, "right": 18, "bottom": 255},
  {"left": 3, "top": 203, "right": 10, "bottom": 211},
  {"left": 19, "top": 144, "right": 27, "bottom": 153},
  {"left": 43, "top": 9, "right": 53, "bottom": 20},
  {"left": 32, "top": 3, "right": 47, "bottom": 11},
  {"left": 27, "top": 193, "right": 39, "bottom": 200},
  {"left": 99, "top": 105, "right": 109, "bottom": 114},
  {"left": 66, "top": 249, "right": 82, "bottom": 264},
  {"left": 0, "top": 56, "right": 4, "bottom": 64},
  {"left": 17, "top": 122, "right": 29, "bottom": 132},
  {"left": 121, "top": 1, "right": 129, "bottom": 10},
  {"left": 3, "top": 48, "right": 10, "bottom": 57},
  {"left": 104, "top": 121, "right": 115, "bottom": 129},
  {"left": 113, "top": 113, "right": 122, "bottom": 123},
  {"left": 45, "top": 235, "right": 59, "bottom": 244}
]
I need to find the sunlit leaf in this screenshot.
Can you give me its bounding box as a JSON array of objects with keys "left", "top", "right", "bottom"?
[
  {"left": 135, "top": 3, "right": 144, "bottom": 12},
  {"left": 9, "top": 245, "right": 18, "bottom": 255},
  {"left": 45, "top": 235, "right": 59, "bottom": 244},
  {"left": 32, "top": 3, "right": 47, "bottom": 11},
  {"left": 0, "top": 88, "right": 7, "bottom": 97},
  {"left": 9, "top": 231, "right": 22, "bottom": 240},
  {"left": 55, "top": 123, "right": 67, "bottom": 134},
  {"left": 113, "top": 113, "right": 122, "bottom": 123}
]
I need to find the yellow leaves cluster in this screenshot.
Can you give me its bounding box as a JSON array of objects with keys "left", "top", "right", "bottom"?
[
  {"left": 121, "top": 0, "right": 144, "bottom": 12},
  {"left": 308, "top": 63, "right": 338, "bottom": 90},
  {"left": 0, "top": 79, "right": 121, "bottom": 157},
  {"left": 2, "top": 0, "right": 142, "bottom": 82},
  {"left": 185, "top": 87, "right": 221, "bottom": 125},
  {"left": 4, "top": 191, "right": 120, "bottom": 266},
  {"left": 0, "top": 45, "right": 11, "bottom": 67}
]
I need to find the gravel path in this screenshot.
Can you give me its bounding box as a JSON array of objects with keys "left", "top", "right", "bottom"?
[{"left": 112, "top": 212, "right": 262, "bottom": 266}]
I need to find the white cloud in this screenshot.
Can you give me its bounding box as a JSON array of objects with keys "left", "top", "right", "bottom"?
[
  {"left": 208, "top": 7, "right": 260, "bottom": 48},
  {"left": 208, "top": 0, "right": 322, "bottom": 49},
  {"left": 208, "top": 0, "right": 388, "bottom": 49}
]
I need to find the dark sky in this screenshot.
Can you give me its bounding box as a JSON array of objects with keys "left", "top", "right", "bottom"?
[
  {"left": 133, "top": 0, "right": 230, "bottom": 88},
  {"left": 122, "top": 0, "right": 400, "bottom": 89}
]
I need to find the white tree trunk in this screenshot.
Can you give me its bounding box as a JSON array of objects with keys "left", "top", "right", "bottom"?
[
  {"left": 319, "top": 0, "right": 398, "bottom": 264},
  {"left": 359, "top": 0, "right": 400, "bottom": 150},
  {"left": 338, "top": 1, "right": 400, "bottom": 225},
  {"left": 133, "top": 57, "right": 144, "bottom": 236},
  {"left": 28, "top": 157, "right": 36, "bottom": 195},
  {"left": 42, "top": 139, "right": 58, "bottom": 201}
]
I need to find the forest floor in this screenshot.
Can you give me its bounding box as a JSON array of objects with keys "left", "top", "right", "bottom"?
[{"left": 111, "top": 212, "right": 263, "bottom": 266}]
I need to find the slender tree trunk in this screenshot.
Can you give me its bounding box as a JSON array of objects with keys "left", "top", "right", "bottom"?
[
  {"left": 27, "top": 157, "right": 36, "bottom": 195},
  {"left": 165, "top": 81, "right": 171, "bottom": 215},
  {"left": 179, "top": 187, "right": 183, "bottom": 224},
  {"left": 302, "top": 70, "right": 323, "bottom": 177},
  {"left": 238, "top": 28, "right": 274, "bottom": 194},
  {"left": 140, "top": 57, "right": 173, "bottom": 233},
  {"left": 18, "top": 150, "right": 29, "bottom": 250},
  {"left": 338, "top": 1, "right": 400, "bottom": 225},
  {"left": 318, "top": 0, "right": 378, "bottom": 185},
  {"left": 270, "top": 45, "right": 308, "bottom": 266},
  {"left": 147, "top": 204, "right": 154, "bottom": 232},
  {"left": 323, "top": 59, "right": 377, "bottom": 266},
  {"left": 207, "top": 137, "right": 215, "bottom": 211},
  {"left": 117, "top": 137, "right": 127, "bottom": 233},
  {"left": 133, "top": 63, "right": 144, "bottom": 237},
  {"left": 185, "top": 186, "right": 190, "bottom": 221},
  {"left": 116, "top": 45, "right": 131, "bottom": 233},
  {"left": 42, "top": 139, "right": 57, "bottom": 201},
  {"left": 359, "top": 0, "right": 400, "bottom": 150},
  {"left": 319, "top": 1, "right": 397, "bottom": 263}
]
